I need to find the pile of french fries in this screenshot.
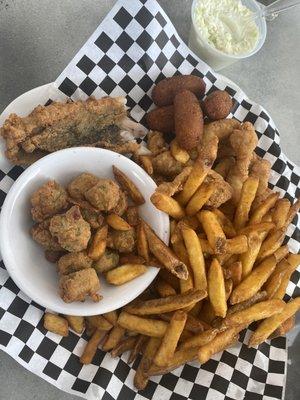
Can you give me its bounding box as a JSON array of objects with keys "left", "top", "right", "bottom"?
[{"left": 43, "top": 116, "right": 300, "bottom": 390}]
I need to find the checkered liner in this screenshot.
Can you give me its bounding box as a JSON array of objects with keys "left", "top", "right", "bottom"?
[{"left": 0, "top": 0, "right": 299, "bottom": 399}]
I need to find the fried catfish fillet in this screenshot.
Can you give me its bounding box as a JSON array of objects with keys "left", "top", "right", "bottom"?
[{"left": 1, "top": 97, "right": 147, "bottom": 164}]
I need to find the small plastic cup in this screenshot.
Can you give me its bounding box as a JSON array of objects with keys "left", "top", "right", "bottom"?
[{"left": 188, "top": 0, "right": 267, "bottom": 71}]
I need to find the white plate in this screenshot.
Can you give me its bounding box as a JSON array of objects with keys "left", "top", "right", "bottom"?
[{"left": 0, "top": 147, "right": 169, "bottom": 316}]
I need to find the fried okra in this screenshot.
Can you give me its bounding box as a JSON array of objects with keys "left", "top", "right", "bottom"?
[
  {"left": 30, "top": 180, "right": 68, "bottom": 222},
  {"left": 59, "top": 268, "right": 101, "bottom": 303},
  {"left": 49, "top": 206, "right": 91, "bottom": 252},
  {"left": 111, "top": 228, "right": 136, "bottom": 253},
  {"left": 31, "top": 219, "right": 63, "bottom": 251},
  {"left": 85, "top": 179, "right": 120, "bottom": 211},
  {"left": 57, "top": 251, "right": 93, "bottom": 275},
  {"left": 67, "top": 173, "right": 99, "bottom": 201},
  {"left": 93, "top": 249, "right": 119, "bottom": 273},
  {"left": 111, "top": 190, "right": 128, "bottom": 216}
]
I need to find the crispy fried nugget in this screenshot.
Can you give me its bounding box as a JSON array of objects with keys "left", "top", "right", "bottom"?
[
  {"left": 111, "top": 228, "right": 136, "bottom": 253},
  {"left": 59, "top": 268, "right": 101, "bottom": 303},
  {"left": 57, "top": 251, "right": 93, "bottom": 275},
  {"left": 152, "top": 151, "right": 183, "bottom": 180},
  {"left": 205, "top": 170, "right": 233, "bottom": 208},
  {"left": 31, "top": 219, "right": 64, "bottom": 251},
  {"left": 67, "top": 173, "right": 99, "bottom": 201},
  {"left": 49, "top": 206, "right": 91, "bottom": 252},
  {"left": 226, "top": 122, "right": 258, "bottom": 204},
  {"left": 30, "top": 180, "right": 69, "bottom": 222},
  {"left": 85, "top": 179, "right": 120, "bottom": 211}
]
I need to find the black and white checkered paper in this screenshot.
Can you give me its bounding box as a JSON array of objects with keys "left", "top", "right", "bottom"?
[{"left": 1, "top": 0, "right": 300, "bottom": 399}]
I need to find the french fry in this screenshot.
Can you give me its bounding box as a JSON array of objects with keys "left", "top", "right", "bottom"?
[
  {"left": 227, "top": 291, "right": 268, "bottom": 315},
  {"left": 240, "top": 231, "right": 268, "bottom": 278},
  {"left": 198, "top": 238, "right": 214, "bottom": 256},
  {"left": 230, "top": 255, "right": 277, "bottom": 304},
  {"left": 119, "top": 254, "right": 145, "bottom": 265},
  {"left": 171, "top": 217, "right": 199, "bottom": 244},
  {"left": 80, "top": 329, "right": 106, "bottom": 364},
  {"left": 208, "top": 259, "right": 227, "bottom": 317},
  {"left": 102, "top": 326, "right": 125, "bottom": 351},
  {"left": 118, "top": 312, "right": 168, "bottom": 337},
  {"left": 212, "top": 209, "right": 236, "bottom": 238},
  {"left": 126, "top": 206, "right": 140, "bottom": 226},
  {"left": 147, "top": 347, "right": 198, "bottom": 376},
  {"left": 103, "top": 310, "right": 118, "bottom": 326},
  {"left": 125, "top": 289, "right": 206, "bottom": 315},
  {"left": 249, "top": 192, "right": 279, "bottom": 225},
  {"left": 170, "top": 139, "right": 190, "bottom": 164},
  {"left": 134, "top": 337, "right": 161, "bottom": 389},
  {"left": 257, "top": 228, "right": 286, "bottom": 261},
  {"left": 220, "top": 299, "right": 285, "bottom": 329},
  {"left": 272, "top": 254, "right": 300, "bottom": 299},
  {"left": 264, "top": 268, "right": 286, "bottom": 299},
  {"left": 234, "top": 176, "right": 259, "bottom": 230},
  {"left": 176, "top": 133, "right": 218, "bottom": 205},
  {"left": 170, "top": 220, "right": 177, "bottom": 237},
  {"left": 155, "top": 278, "right": 177, "bottom": 297},
  {"left": 86, "top": 315, "right": 113, "bottom": 331},
  {"left": 106, "top": 213, "right": 131, "bottom": 231},
  {"left": 88, "top": 225, "right": 108, "bottom": 260},
  {"left": 286, "top": 198, "right": 300, "bottom": 225},
  {"left": 159, "top": 312, "right": 206, "bottom": 333},
  {"left": 272, "top": 198, "right": 290, "bottom": 229},
  {"left": 44, "top": 313, "right": 68, "bottom": 336},
  {"left": 225, "top": 278, "right": 233, "bottom": 300},
  {"left": 106, "top": 264, "right": 147, "bottom": 285},
  {"left": 158, "top": 269, "right": 180, "bottom": 291},
  {"left": 199, "top": 300, "right": 216, "bottom": 325},
  {"left": 185, "top": 183, "right": 214, "bottom": 216},
  {"left": 136, "top": 222, "right": 150, "bottom": 262},
  {"left": 198, "top": 326, "right": 242, "bottom": 364},
  {"left": 239, "top": 222, "right": 275, "bottom": 236},
  {"left": 154, "top": 311, "right": 187, "bottom": 366},
  {"left": 225, "top": 235, "right": 248, "bottom": 254},
  {"left": 198, "top": 210, "right": 226, "bottom": 254},
  {"left": 111, "top": 336, "right": 137, "bottom": 358},
  {"left": 140, "top": 155, "right": 153, "bottom": 175},
  {"left": 113, "top": 165, "right": 145, "bottom": 205},
  {"left": 249, "top": 298, "right": 300, "bottom": 347},
  {"left": 128, "top": 335, "right": 147, "bottom": 364},
  {"left": 224, "top": 261, "right": 242, "bottom": 287},
  {"left": 180, "top": 328, "right": 218, "bottom": 350},
  {"left": 151, "top": 192, "right": 185, "bottom": 220},
  {"left": 269, "top": 315, "right": 295, "bottom": 339},
  {"left": 181, "top": 227, "right": 207, "bottom": 291},
  {"left": 172, "top": 240, "right": 194, "bottom": 294},
  {"left": 142, "top": 221, "right": 188, "bottom": 280},
  {"left": 65, "top": 315, "right": 85, "bottom": 334},
  {"left": 274, "top": 245, "right": 289, "bottom": 262}
]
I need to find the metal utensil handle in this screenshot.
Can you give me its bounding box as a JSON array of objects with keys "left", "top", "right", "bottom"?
[{"left": 263, "top": 0, "right": 300, "bottom": 18}]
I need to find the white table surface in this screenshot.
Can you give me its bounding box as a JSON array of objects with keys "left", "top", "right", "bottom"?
[{"left": 0, "top": 1, "right": 299, "bottom": 399}]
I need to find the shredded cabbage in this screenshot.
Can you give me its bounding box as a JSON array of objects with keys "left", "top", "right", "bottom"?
[{"left": 193, "top": 0, "right": 259, "bottom": 55}]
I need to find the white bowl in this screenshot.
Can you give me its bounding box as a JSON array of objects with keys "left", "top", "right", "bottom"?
[{"left": 0, "top": 147, "right": 169, "bottom": 316}]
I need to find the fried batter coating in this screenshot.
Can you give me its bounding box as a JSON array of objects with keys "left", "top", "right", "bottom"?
[
  {"left": 85, "top": 179, "right": 120, "bottom": 211},
  {"left": 57, "top": 251, "right": 93, "bottom": 275},
  {"left": 205, "top": 170, "right": 233, "bottom": 208},
  {"left": 111, "top": 190, "right": 128, "bottom": 216},
  {"left": 67, "top": 173, "right": 99, "bottom": 201},
  {"left": 111, "top": 228, "right": 136, "bottom": 253},
  {"left": 49, "top": 206, "right": 91, "bottom": 252},
  {"left": 226, "top": 122, "right": 258, "bottom": 204},
  {"left": 249, "top": 156, "right": 271, "bottom": 207},
  {"left": 152, "top": 151, "right": 183, "bottom": 180},
  {"left": 147, "top": 131, "right": 167, "bottom": 154},
  {"left": 30, "top": 180, "right": 68, "bottom": 222},
  {"left": 31, "top": 219, "right": 63, "bottom": 251},
  {"left": 81, "top": 208, "right": 104, "bottom": 229},
  {"left": 59, "top": 268, "right": 101, "bottom": 303},
  {"left": 1, "top": 97, "right": 127, "bottom": 164},
  {"left": 93, "top": 249, "right": 119, "bottom": 273}
]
